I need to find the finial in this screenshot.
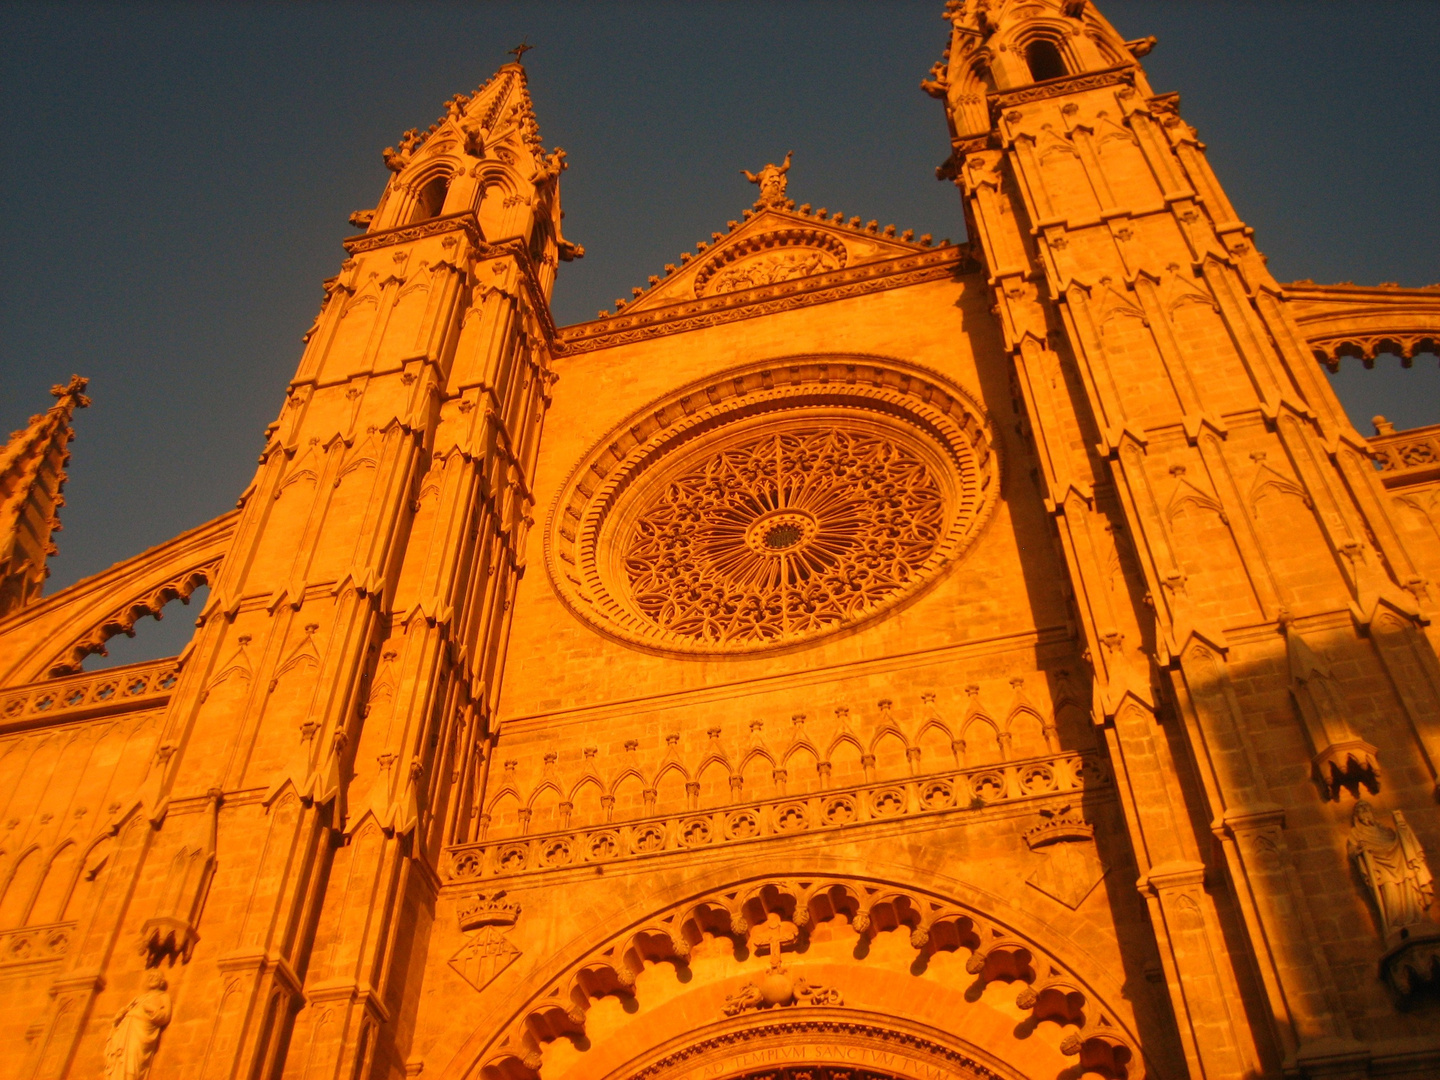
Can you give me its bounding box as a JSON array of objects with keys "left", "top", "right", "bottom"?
[
  {"left": 741, "top": 150, "right": 793, "bottom": 210},
  {"left": 51, "top": 374, "right": 91, "bottom": 409},
  {"left": 507, "top": 41, "right": 535, "bottom": 65}
]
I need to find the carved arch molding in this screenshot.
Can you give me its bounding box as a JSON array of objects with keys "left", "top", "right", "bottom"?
[
  {"left": 456, "top": 875, "right": 1145, "bottom": 1080},
  {"left": 545, "top": 356, "right": 1000, "bottom": 656}
]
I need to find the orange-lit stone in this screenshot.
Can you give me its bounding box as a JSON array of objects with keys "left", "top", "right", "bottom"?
[{"left": 2, "top": 5, "right": 1439, "bottom": 1080}]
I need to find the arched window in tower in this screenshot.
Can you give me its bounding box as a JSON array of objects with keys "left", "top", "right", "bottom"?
[
  {"left": 410, "top": 174, "right": 450, "bottom": 223},
  {"left": 1025, "top": 39, "right": 1068, "bottom": 82}
]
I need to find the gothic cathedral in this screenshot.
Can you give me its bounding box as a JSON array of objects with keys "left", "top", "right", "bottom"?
[{"left": 4, "top": 3, "right": 1440, "bottom": 1079}]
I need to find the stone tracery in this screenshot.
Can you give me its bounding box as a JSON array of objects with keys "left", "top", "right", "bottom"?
[
  {"left": 546, "top": 357, "right": 999, "bottom": 655},
  {"left": 623, "top": 427, "right": 946, "bottom": 647}
]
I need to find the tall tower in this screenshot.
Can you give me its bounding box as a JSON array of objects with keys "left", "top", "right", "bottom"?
[
  {"left": 18, "top": 58, "right": 578, "bottom": 1080},
  {"left": 931, "top": 1, "right": 1440, "bottom": 1077}
]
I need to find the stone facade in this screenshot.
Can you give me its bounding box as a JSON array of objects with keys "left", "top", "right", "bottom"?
[{"left": 3, "top": 4, "right": 1440, "bottom": 1079}]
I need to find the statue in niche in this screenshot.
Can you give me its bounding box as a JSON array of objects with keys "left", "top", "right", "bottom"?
[
  {"left": 1348, "top": 800, "right": 1435, "bottom": 935},
  {"left": 741, "top": 151, "right": 793, "bottom": 208},
  {"left": 104, "top": 970, "right": 172, "bottom": 1080}
]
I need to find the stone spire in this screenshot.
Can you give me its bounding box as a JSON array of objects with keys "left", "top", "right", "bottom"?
[{"left": 0, "top": 374, "right": 89, "bottom": 618}]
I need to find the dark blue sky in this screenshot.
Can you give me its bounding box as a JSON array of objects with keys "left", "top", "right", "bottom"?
[{"left": 3, "top": 1, "right": 1438, "bottom": 660}]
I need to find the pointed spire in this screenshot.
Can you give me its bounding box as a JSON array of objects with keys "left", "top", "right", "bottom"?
[{"left": 0, "top": 375, "right": 89, "bottom": 618}]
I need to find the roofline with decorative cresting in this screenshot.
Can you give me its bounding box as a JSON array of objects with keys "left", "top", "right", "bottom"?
[{"left": 554, "top": 243, "right": 978, "bottom": 357}]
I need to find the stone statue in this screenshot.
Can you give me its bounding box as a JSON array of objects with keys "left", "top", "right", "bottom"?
[
  {"left": 742, "top": 151, "right": 793, "bottom": 208},
  {"left": 103, "top": 970, "right": 172, "bottom": 1080},
  {"left": 1348, "top": 800, "right": 1435, "bottom": 935}
]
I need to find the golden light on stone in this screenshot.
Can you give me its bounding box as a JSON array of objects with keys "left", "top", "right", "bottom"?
[{"left": 2, "top": 4, "right": 1438, "bottom": 1077}]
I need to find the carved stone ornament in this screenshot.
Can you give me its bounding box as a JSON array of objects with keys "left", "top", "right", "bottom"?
[
  {"left": 449, "top": 890, "right": 522, "bottom": 993},
  {"left": 545, "top": 357, "right": 999, "bottom": 655},
  {"left": 691, "top": 227, "right": 849, "bottom": 299},
  {"left": 1346, "top": 800, "right": 1440, "bottom": 996},
  {"left": 722, "top": 912, "right": 842, "bottom": 1016},
  {"left": 1024, "top": 805, "right": 1106, "bottom": 910},
  {"left": 103, "top": 970, "right": 172, "bottom": 1080},
  {"left": 1348, "top": 801, "right": 1435, "bottom": 936},
  {"left": 704, "top": 248, "right": 842, "bottom": 297},
  {"left": 742, "top": 150, "right": 793, "bottom": 209}
]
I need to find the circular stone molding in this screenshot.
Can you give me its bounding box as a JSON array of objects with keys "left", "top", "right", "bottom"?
[
  {"left": 545, "top": 356, "right": 1000, "bottom": 656},
  {"left": 693, "top": 228, "right": 849, "bottom": 297}
]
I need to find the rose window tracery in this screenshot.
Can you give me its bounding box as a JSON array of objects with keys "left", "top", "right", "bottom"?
[
  {"left": 546, "top": 357, "right": 999, "bottom": 655},
  {"left": 623, "top": 427, "right": 946, "bottom": 645}
]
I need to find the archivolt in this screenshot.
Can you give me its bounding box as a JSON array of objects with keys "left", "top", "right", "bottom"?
[
  {"left": 465, "top": 874, "right": 1142, "bottom": 1080},
  {"left": 0, "top": 510, "right": 235, "bottom": 686}
]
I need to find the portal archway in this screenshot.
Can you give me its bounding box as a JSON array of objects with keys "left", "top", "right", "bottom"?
[
  {"left": 604, "top": 1013, "right": 1029, "bottom": 1080},
  {"left": 452, "top": 875, "right": 1146, "bottom": 1080}
]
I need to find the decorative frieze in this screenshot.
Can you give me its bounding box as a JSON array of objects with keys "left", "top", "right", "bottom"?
[
  {"left": 553, "top": 248, "right": 971, "bottom": 356},
  {"left": 0, "top": 657, "right": 181, "bottom": 730},
  {"left": 445, "top": 750, "right": 1107, "bottom": 882},
  {"left": 989, "top": 65, "right": 1135, "bottom": 111},
  {"left": 0, "top": 921, "right": 77, "bottom": 968},
  {"left": 1369, "top": 422, "right": 1440, "bottom": 489}
]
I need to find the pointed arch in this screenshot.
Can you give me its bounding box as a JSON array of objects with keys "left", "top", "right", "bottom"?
[
  {"left": 915, "top": 716, "right": 957, "bottom": 770},
  {"left": 526, "top": 780, "right": 564, "bottom": 836},
  {"left": 484, "top": 789, "right": 523, "bottom": 841},
  {"left": 869, "top": 728, "right": 911, "bottom": 781},
  {"left": 0, "top": 844, "right": 43, "bottom": 926},
  {"left": 398, "top": 158, "right": 460, "bottom": 224},
  {"left": 651, "top": 760, "right": 689, "bottom": 816},
  {"left": 62, "top": 833, "right": 113, "bottom": 924},
  {"left": 824, "top": 730, "right": 866, "bottom": 789},
  {"left": 1164, "top": 478, "right": 1226, "bottom": 526},
  {"left": 738, "top": 746, "right": 777, "bottom": 802},
  {"left": 781, "top": 741, "right": 822, "bottom": 794},
  {"left": 1005, "top": 705, "right": 1050, "bottom": 760},
  {"left": 568, "top": 775, "right": 606, "bottom": 828},
  {"left": 608, "top": 769, "right": 646, "bottom": 822},
  {"left": 962, "top": 713, "right": 1002, "bottom": 765},
  {"left": 27, "top": 839, "right": 80, "bottom": 925},
  {"left": 694, "top": 757, "right": 734, "bottom": 810}
]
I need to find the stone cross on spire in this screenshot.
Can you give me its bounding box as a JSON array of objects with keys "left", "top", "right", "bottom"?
[{"left": 742, "top": 150, "right": 793, "bottom": 209}]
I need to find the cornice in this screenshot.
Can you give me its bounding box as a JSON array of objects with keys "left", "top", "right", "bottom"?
[
  {"left": 341, "top": 211, "right": 479, "bottom": 254},
  {"left": 554, "top": 246, "right": 976, "bottom": 357},
  {"left": 342, "top": 213, "right": 558, "bottom": 348},
  {"left": 989, "top": 64, "right": 1136, "bottom": 112}
]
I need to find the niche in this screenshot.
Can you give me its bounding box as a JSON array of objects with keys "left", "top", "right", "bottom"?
[
  {"left": 1025, "top": 40, "right": 1068, "bottom": 82},
  {"left": 409, "top": 175, "right": 450, "bottom": 223}
]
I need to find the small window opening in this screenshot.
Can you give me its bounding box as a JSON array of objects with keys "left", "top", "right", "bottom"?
[
  {"left": 1025, "top": 40, "right": 1068, "bottom": 82},
  {"left": 410, "top": 175, "right": 450, "bottom": 223}
]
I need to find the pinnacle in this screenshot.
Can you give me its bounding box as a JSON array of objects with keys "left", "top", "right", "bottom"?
[{"left": 0, "top": 374, "right": 90, "bottom": 617}]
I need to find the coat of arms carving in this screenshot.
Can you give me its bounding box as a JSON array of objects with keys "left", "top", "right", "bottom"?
[
  {"left": 1024, "top": 806, "right": 1106, "bottom": 910},
  {"left": 449, "top": 891, "right": 522, "bottom": 993}
]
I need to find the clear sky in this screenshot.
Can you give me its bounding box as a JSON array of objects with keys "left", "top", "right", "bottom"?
[{"left": 3, "top": 1, "right": 1438, "bottom": 664}]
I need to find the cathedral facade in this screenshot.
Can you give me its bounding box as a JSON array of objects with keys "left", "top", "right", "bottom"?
[{"left": 4, "top": 3, "right": 1440, "bottom": 1079}]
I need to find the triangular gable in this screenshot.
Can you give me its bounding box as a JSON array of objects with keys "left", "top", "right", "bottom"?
[{"left": 615, "top": 205, "right": 941, "bottom": 316}]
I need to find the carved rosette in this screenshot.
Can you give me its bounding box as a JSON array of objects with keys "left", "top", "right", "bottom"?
[{"left": 546, "top": 358, "right": 999, "bottom": 655}]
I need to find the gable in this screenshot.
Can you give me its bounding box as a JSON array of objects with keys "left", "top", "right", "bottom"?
[{"left": 616, "top": 205, "right": 943, "bottom": 316}]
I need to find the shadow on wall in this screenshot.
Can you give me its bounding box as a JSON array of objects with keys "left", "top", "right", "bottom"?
[{"left": 82, "top": 585, "right": 208, "bottom": 671}]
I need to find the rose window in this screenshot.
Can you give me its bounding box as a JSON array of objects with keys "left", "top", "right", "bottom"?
[
  {"left": 623, "top": 428, "right": 946, "bottom": 645},
  {"left": 546, "top": 358, "right": 999, "bottom": 654}
]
